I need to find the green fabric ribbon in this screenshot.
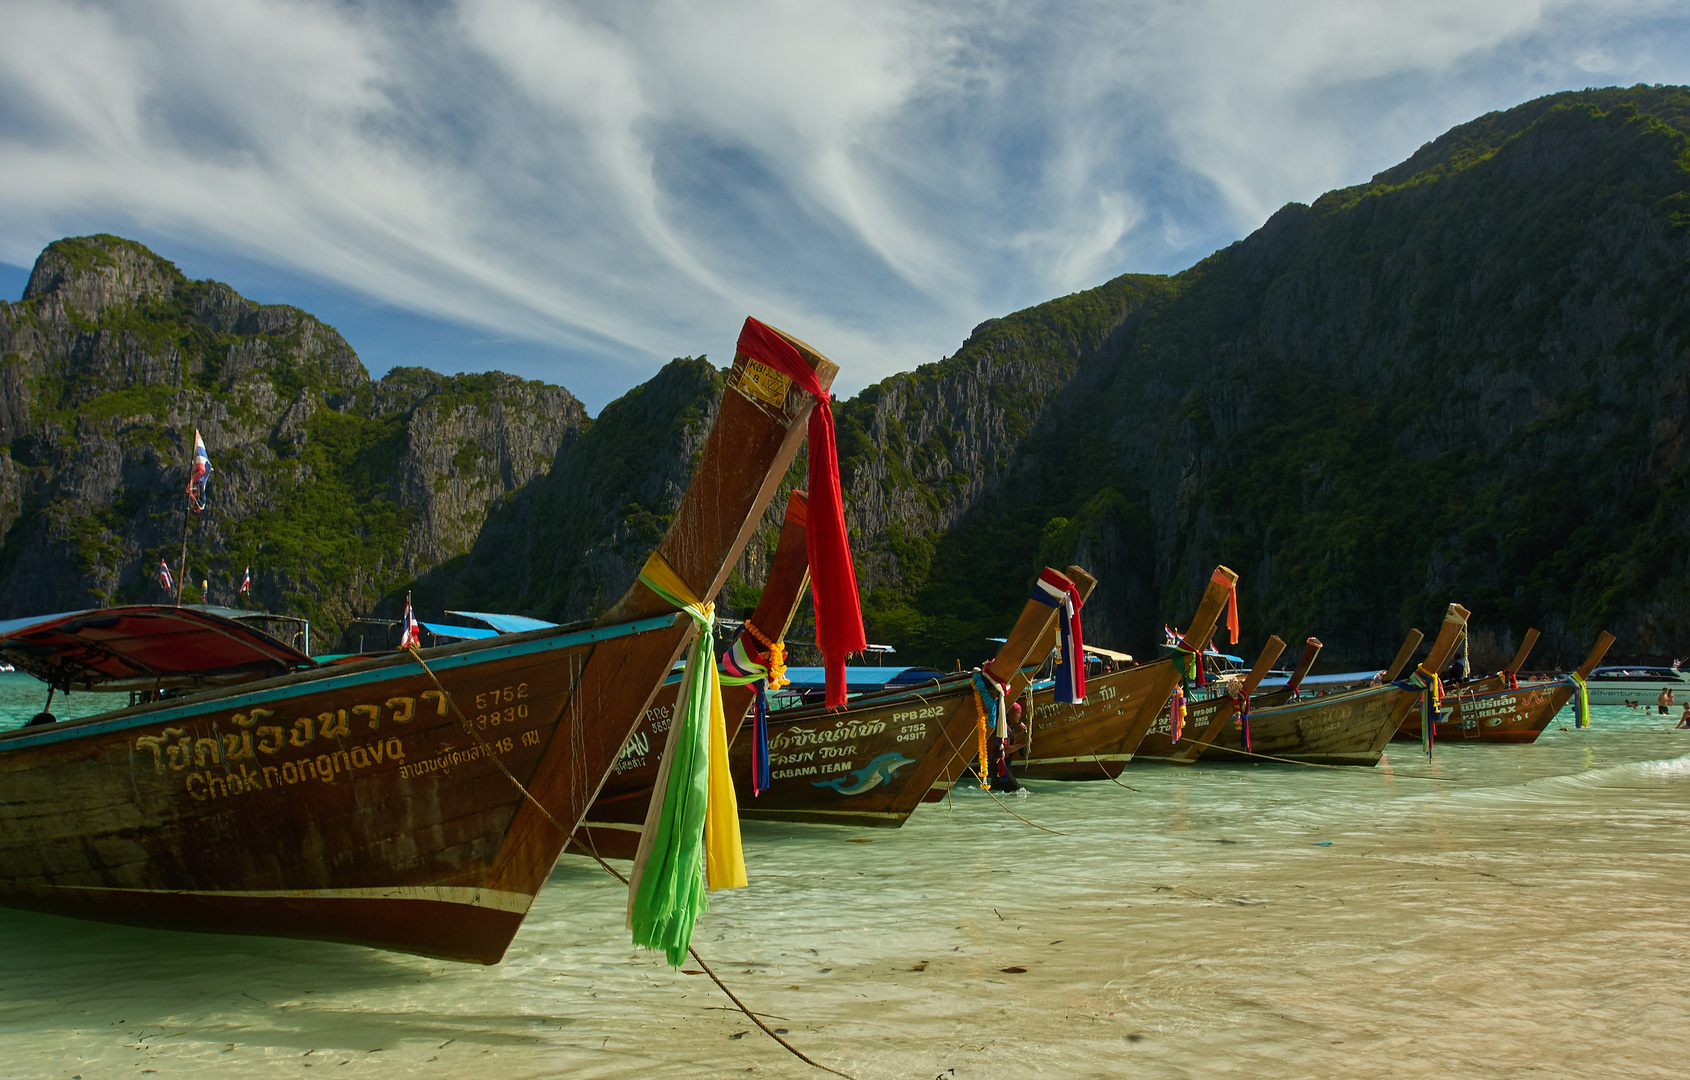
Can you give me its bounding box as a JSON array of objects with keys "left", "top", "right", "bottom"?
[
  {"left": 626, "top": 558, "right": 717, "bottom": 966},
  {"left": 1568, "top": 671, "right": 1591, "bottom": 729}
]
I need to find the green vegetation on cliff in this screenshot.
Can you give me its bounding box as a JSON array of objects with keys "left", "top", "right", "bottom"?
[{"left": 858, "top": 84, "right": 1690, "bottom": 669}]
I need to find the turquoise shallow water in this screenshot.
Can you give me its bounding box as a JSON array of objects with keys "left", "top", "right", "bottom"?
[
  {"left": 2, "top": 680, "right": 1688, "bottom": 1079},
  {"left": 0, "top": 672, "right": 116, "bottom": 731}
]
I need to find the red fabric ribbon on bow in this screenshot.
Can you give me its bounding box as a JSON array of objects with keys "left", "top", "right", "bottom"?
[{"left": 736, "top": 317, "right": 866, "bottom": 708}]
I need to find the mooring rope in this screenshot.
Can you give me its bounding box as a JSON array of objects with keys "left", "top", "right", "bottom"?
[
  {"left": 929, "top": 719, "right": 1068, "bottom": 834},
  {"left": 403, "top": 646, "right": 856, "bottom": 1080},
  {"left": 1164, "top": 726, "right": 1496, "bottom": 783}
]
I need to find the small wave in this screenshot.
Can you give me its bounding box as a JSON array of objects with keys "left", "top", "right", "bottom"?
[{"left": 1449, "top": 752, "right": 1690, "bottom": 805}]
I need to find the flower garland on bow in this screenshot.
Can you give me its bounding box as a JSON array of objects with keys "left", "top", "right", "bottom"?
[
  {"left": 1230, "top": 678, "right": 1253, "bottom": 752},
  {"left": 970, "top": 669, "right": 1008, "bottom": 790}
]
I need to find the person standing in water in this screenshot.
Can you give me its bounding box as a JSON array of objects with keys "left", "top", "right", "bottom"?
[
  {"left": 1677, "top": 702, "right": 1690, "bottom": 729},
  {"left": 1659, "top": 687, "right": 1676, "bottom": 715}
]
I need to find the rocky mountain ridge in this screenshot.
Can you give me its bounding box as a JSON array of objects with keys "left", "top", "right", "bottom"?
[
  {"left": 4, "top": 83, "right": 1687, "bottom": 672},
  {"left": 0, "top": 235, "right": 585, "bottom": 639}
]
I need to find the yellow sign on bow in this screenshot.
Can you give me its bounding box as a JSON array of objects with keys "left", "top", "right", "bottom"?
[{"left": 737, "top": 357, "right": 791, "bottom": 408}]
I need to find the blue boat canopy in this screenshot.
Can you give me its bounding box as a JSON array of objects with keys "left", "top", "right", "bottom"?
[
  {"left": 447, "top": 610, "right": 559, "bottom": 634},
  {"left": 1257, "top": 670, "right": 1380, "bottom": 690},
  {"left": 420, "top": 621, "right": 498, "bottom": 641},
  {"left": 778, "top": 665, "right": 949, "bottom": 691}
]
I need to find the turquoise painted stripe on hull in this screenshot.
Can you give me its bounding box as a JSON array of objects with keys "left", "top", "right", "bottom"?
[{"left": 0, "top": 612, "right": 685, "bottom": 752}]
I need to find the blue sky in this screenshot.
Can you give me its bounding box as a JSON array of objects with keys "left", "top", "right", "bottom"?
[{"left": 2, "top": 1, "right": 1687, "bottom": 412}]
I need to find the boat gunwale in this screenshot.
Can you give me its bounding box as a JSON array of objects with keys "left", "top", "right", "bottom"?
[
  {"left": 1239, "top": 679, "right": 1402, "bottom": 718},
  {"left": 0, "top": 612, "right": 687, "bottom": 752}
]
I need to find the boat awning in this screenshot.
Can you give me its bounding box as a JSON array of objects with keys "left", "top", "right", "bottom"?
[
  {"left": 0, "top": 605, "right": 318, "bottom": 692},
  {"left": 1257, "top": 669, "right": 1380, "bottom": 690},
  {"left": 1158, "top": 644, "right": 1244, "bottom": 664},
  {"left": 1084, "top": 644, "right": 1134, "bottom": 662},
  {"left": 447, "top": 610, "right": 559, "bottom": 634},
  {"left": 779, "top": 665, "right": 949, "bottom": 691},
  {"left": 420, "top": 621, "right": 498, "bottom": 641}
]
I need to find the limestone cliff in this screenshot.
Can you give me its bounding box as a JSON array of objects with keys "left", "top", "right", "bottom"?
[
  {"left": 875, "top": 85, "right": 1690, "bottom": 670},
  {"left": 0, "top": 235, "right": 584, "bottom": 641}
]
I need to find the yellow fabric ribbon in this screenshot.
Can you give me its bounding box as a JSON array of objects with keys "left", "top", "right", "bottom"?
[
  {"left": 629, "top": 552, "right": 746, "bottom": 921},
  {"left": 1569, "top": 670, "right": 1591, "bottom": 729}
]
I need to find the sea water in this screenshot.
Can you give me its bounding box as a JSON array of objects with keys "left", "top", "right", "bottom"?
[{"left": 1, "top": 673, "right": 1687, "bottom": 1079}]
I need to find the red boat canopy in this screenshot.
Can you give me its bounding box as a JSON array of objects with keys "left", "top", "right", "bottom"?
[{"left": 0, "top": 606, "right": 317, "bottom": 692}]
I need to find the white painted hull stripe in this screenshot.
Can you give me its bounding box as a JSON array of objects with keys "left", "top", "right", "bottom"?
[{"left": 42, "top": 884, "right": 535, "bottom": 914}]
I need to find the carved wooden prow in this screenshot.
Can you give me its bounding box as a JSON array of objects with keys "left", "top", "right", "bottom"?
[
  {"left": 1574, "top": 632, "right": 1617, "bottom": 680},
  {"left": 1001, "top": 565, "right": 1099, "bottom": 699},
  {"left": 1380, "top": 604, "right": 1472, "bottom": 741},
  {"left": 1171, "top": 634, "right": 1287, "bottom": 763},
  {"left": 746, "top": 490, "right": 813, "bottom": 642},
  {"left": 984, "top": 567, "right": 1079, "bottom": 691},
  {"left": 602, "top": 324, "right": 838, "bottom": 624},
  {"left": 1177, "top": 566, "right": 1239, "bottom": 657},
  {"left": 1503, "top": 628, "right": 1541, "bottom": 678},
  {"left": 1285, "top": 637, "right": 1323, "bottom": 694},
  {"left": 1419, "top": 604, "right": 1473, "bottom": 676},
  {"left": 718, "top": 490, "right": 811, "bottom": 744},
  {"left": 1382, "top": 629, "right": 1425, "bottom": 682}
]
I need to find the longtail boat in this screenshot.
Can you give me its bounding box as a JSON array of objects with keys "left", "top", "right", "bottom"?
[
  {"left": 1013, "top": 566, "right": 1238, "bottom": 780},
  {"left": 1155, "top": 605, "right": 1470, "bottom": 765},
  {"left": 726, "top": 567, "right": 1082, "bottom": 826},
  {"left": 1141, "top": 628, "right": 1425, "bottom": 764},
  {"left": 1397, "top": 629, "right": 1616, "bottom": 744},
  {"left": 0, "top": 320, "right": 837, "bottom": 964},
  {"left": 569, "top": 490, "right": 813, "bottom": 860},
  {"left": 1134, "top": 635, "right": 1289, "bottom": 762}
]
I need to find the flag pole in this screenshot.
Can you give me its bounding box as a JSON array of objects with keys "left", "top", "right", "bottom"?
[{"left": 176, "top": 490, "right": 189, "bottom": 607}]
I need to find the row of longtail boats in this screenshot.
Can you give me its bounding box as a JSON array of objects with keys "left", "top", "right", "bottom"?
[{"left": 0, "top": 320, "right": 1617, "bottom": 969}]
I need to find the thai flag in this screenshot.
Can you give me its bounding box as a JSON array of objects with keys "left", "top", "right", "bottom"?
[
  {"left": 157, "top": 559, "right": 174, "bottom": 591},
  {"left": 1031, "top": 568, "right": 1087, "bottom": 703},
  {"left": 186, "top": 429, "right": 212, "bottom": 512},
  {"left": 399, "top": 593, "right": 421, "bottom": 649},
  {"left": 240, "top": 566, "right": 251, "bottom": 594}
]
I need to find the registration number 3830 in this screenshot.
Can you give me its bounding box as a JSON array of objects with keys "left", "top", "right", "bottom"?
[{"left": 474, "top": 683, "right": 530, "bottom": 729}]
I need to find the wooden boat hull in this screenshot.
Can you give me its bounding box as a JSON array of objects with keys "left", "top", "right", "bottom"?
[
  {"left": 1014, "top": 661, "right": 1179, "bottom": 779},
  {"left": 1396, "top": 680, "right": 1573, "bottom": 744},
  {"left": 1134, "top": 688, "right": 1288, "bottom": 760},
  {"left": 1139, "top": 684, "right": 1405, "bottom": 765},
  {"left": 727, "top": 677, "right": 979, "bottom": 827},
  {"left": 0, "top": 616, "right": 690, "bottom": 963},
  {"left": 572, "top": 672, "right": 779, "bottom": 859}
]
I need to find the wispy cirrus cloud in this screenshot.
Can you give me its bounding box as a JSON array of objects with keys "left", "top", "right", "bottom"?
[{"left": 0, "top": 0, "right": 1686, "bottom": 408}]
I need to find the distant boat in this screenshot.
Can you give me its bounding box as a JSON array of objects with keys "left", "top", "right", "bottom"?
[
  {"left": 1578, "top": 662, "right": 1690, "bottom": 706},
  {"left": 0, "top": 323, "right": 837, "bottom": 964},
  {"left": 729, "top": 566, "right": 1084, "bottom": 826},
  {"left": 1137, "top": 607, "right": 1472, "bottom": 766}
]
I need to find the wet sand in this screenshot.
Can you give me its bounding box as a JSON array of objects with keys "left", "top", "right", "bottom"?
[{"left": 1, "top": 694, "right": 1686, "bottom": 1078}]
